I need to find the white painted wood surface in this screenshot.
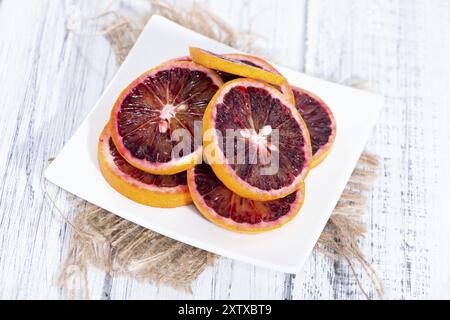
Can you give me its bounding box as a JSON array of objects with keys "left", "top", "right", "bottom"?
[{"left": 0, "top": 0, "right": 449, "bottom": 299}]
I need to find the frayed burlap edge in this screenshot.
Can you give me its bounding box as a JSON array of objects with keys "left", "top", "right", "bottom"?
[{"left": 51, "top": 0, "right": 383, "bottom": 299}]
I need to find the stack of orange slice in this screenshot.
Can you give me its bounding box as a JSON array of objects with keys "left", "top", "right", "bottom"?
[{"left": 98, "top": 47, "right": 336, "bottom": 233}]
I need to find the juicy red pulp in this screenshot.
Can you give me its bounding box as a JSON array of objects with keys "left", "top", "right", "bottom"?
[
  {"left": 293, "top": 89, "right": 333, "bottom": 156},
  {"left": 194, "top": 164, "right": 297, "bottom": 224},
  {"left": 109, "top": 138, "right": 187, "bottom": 187},
  {"left": 214, "top": 86, "right": 306, "bottom": 191},
  {"left": 117, "top": 67, "right": 219, "bottom": 163}
]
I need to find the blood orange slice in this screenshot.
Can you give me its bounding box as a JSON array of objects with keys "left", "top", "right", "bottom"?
[
  {"left": 110, "top": 61, "right": 223, "bottom": 175},
  {"left": 173, "top": 52, "right": 294, "bottom": 104},
  {"left": 189, "top": 47, "right": 287, "bottom": 86},
  {"left": 188, "top": 164, "right": 305, "bottom": 233},
  {"left": 220, "top": 53, "right": 295, "bottom": 104},
  {"left": 98, "top": 125, "right": 191, "bottom": 207},
  {"left": 203, "top": 79, "right": 312, "bottom": 201},
  {"left": 292, "top": 86, "right": 336, "bottom": 168}
]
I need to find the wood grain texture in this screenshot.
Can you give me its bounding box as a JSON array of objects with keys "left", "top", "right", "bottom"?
[
  {"left": 293, "top": 0, "right": 450, "bottom": 299},
  {"left": 0, "top": 0, "right": 449, "bottom": 299}
]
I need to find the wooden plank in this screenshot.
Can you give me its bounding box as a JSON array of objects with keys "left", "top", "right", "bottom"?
[
  {"left": 292, "top": 0, "right": 450, "bottom": 299},
  {"left": 0, "top": 0, "right": 116, "bottom": 299}
]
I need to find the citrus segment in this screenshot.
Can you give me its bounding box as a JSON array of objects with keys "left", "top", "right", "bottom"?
[
  {"left": 189, "top": 47, "right": 287, "bottom": 86},
  {"left": 110, "top": 61, "right": 223, "bottom": 175},
  {"left": 98, "top": 125, "right": 191, "bottom": 208},
  {"left": 188, "top": 164, "right": 305, "bottom": 233},
  {"left": 203, "top": 79, "right": 312, "bottom": 201},
  {"left": 292, "top": 86, "right": 336, "bottom": 168}
]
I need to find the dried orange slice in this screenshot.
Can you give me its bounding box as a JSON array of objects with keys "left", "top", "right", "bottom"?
[
  {"left": 220, "top": 53, "right": 295, "bottom": 104},
  {"left": 169, "top": 52, "right": 294, "bottom": 104},
  {"left": 98, "top": 125, "right": 191, "bottom": 207},
  {"left": 203, "top": 78, "right": 312, "bottom": 201},
  {"left": 292, "top": 86, "right": 336, "bottom": 168},
  {"left": 189, "top": 47, "right": 287, "bottom": 86},
  {"left": 188, "top": 164, "right": 305, "bottom": 233},
  {"left": 110, "top": 61, "right": 223, "bottom": 175}
]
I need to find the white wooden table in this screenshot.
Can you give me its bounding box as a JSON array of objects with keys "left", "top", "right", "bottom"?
[{"left": 1, "top": 0, "right": 449, "bottom": 299}]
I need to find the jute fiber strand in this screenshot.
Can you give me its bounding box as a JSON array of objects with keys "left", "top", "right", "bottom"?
[{"left": 54, "top": 0, "right": 383, "bottom": 299}]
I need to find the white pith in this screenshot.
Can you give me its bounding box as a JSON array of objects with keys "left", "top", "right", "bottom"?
[
  {"left": 239, "top": 125, "right": 277, "bottom": 154},
  {"left": 158, "top": 103, "right": 188, "bottom": 133},
  {"left": 160, "top": 104, "right": 176, "bottom": 120}
]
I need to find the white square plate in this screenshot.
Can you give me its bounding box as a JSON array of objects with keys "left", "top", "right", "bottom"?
[{"left": 45, "top": 15, "right": 383, "bottom": 273}]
